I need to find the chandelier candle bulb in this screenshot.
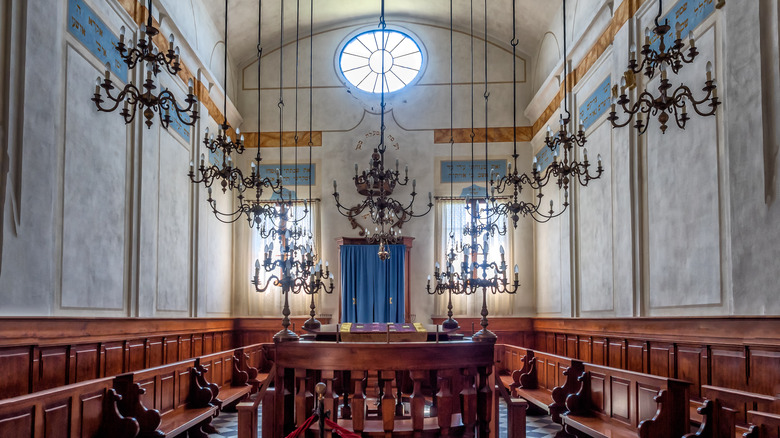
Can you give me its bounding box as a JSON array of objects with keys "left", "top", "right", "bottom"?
[
  {"left": 689, "top": 31, "right": 696, "bottom": 48},
  {"left": 169, "top": 33, "right": 174, "bottom": 47},
  {"left": 94, "top": 78, "right": 100, "bottom": 94},
  {"left": 583, "top": 148, "right": 588, "bottom": 162},
  {"left": 597, "top": 154, "right": 602, "bottom": 167},
  {"left": 630, "top": 43, "right": 636, "bottom": 60},
  {"left": 104, "top": 63, "right": 110, "bottom": 80},
  {"left": 395, "top": 159, "right": 399, "bottom": 172},
  {"left": 354, "top": 164, "right": 358, "bottom": 177},
  {"left": 645, "top": 27, "right": 651, "bottom": 45},
  {"left": 200, "top": 153, "right": 205, "bottom": 166},
  {"left": 706, "top": 61, "right": 713, "bottom": 81}
]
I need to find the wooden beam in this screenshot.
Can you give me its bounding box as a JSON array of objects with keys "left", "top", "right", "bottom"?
[
  {"left": 433, "top": 127, "right": 533, "bottom": 144},
  {"left": 241, "top": 131, "right": 323, "bottom": 148}
]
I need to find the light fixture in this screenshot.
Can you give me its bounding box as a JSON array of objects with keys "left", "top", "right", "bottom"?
[
  {"left": 524, "top": 0, "right": 603, "bottom": 213},
  {"left": 607, "top": 0, "right": 720, "bottom": 134},
  {"left": 191, "top": 0, "right": 280, "bottom": 229},
  {"left": 427, "top": 0, "right": 519, "bottom": 343},
  {"left": 189, "top": 0, "right": 248, "bottom": 194},
  {"left": 426, "top": 0, "right": 459, "bottom": 331},
  {"left": 92, "top": 0, "right": 199, "bottom": 129},
  {"left": 490, "top": 0, "right": 568, "bottom": 226},
  {"left": 332, "top": 0, "right": 432, "bottom": 260},
  {"left": 252, "top": 0, "right": 330, "bottom": 342}
]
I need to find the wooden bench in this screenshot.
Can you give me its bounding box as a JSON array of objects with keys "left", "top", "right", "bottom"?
[
  {"left": 196, "top": 348, "right": 254, "bottom": 412},
  {"left": 114, "top": 358, "right": 218, "bottom": 438},
  {"left": 560, "top": 363, "right": 691, "bottom": 438},
  {"left": 0, "top": 376, "right": 138, "bottom": 438},
  {"left": 686, "top": 386, "right": 780, "bottom": 438},
  {"left": 499, "top": 344, "right": 584, "bottom": 423},
  {"left": 745, "top": 410, "right": 780, "bottom": 437},
  {"left": 240, "top": 343, "right": 271, "bottom": 394}
]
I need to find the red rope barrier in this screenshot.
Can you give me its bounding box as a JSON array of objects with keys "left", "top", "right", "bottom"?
[
  {"left": 324, "top": 418, "right": 362, "bottom": 438},
  {"left": 284, "top": 414, "right": 316, "bottom": 438},
  {"left": 283, "top": 413, "right": 361, "bottom": 438}
]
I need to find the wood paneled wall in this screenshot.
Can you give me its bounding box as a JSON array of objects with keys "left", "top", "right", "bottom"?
[
  {"left": 0, "top": 317, "right": 323, "bottom": 400},
  {"left": 530, "top": 318, "right": 780, "bottom": 398},
  {"left": 0, "top": 318, "right": 236, "bottom": 399},
  {"left": 1, "top": 316, "right": 778, "bottom": 403}
]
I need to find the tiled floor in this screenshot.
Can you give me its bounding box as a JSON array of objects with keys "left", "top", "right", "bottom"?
[{"left": 210, "top": 400, "right": 561, "bottom": 438}]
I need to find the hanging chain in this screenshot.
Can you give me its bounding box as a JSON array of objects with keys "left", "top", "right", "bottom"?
[
  {"left": 223, "top": 0, "right": 229, "bottom": 124},
  {"left": 377, "top": 0, "right": 387, "bottom": 156}
]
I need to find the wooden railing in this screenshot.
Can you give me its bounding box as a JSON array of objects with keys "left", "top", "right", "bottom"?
[{"left": 253, "top": 341, "right": 496, "bottom": 438}]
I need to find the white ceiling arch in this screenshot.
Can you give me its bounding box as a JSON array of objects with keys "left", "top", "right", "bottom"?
[{"left": 200, "top": 0, "right": 559, "bottom": 68}]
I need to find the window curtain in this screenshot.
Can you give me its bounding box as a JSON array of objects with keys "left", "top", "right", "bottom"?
[
  {"left": 249, "top": 201, "right": 320, "bottom": 316},
  {"left": 341, "top": 244, "right": 405, "bottom": 323},
  {"left": 434, "top": 199, "right": 515, "bottom": 317}
]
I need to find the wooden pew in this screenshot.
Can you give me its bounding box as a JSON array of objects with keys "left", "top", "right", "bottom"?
[
  {"left": 240, "top": 343, "right": 270, "bottom": 394},
  {"left": 745, "top": 411, "right": 780, "bottom": 437},
  {"left": 686, "top": 386, "right": 780, "bottom": 438},
  {"left": 498, "top": 345, "right": 584, "bottom": 423},
  {"left": 0, "top": 376, "right": 138, "bottom": 438},
  {"left": 195, "top": 348, "right": 254, "bottom": 412},
  {"left": 560, "top": 363, "right": 691, "bottom": 438},
  {"left": 114, "top": 358, "right": 218, "bottom": 438}
]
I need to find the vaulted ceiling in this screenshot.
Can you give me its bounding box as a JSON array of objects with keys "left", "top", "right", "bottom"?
[{"left": 202, "top": 0, "right": 560, "bottom": 67}]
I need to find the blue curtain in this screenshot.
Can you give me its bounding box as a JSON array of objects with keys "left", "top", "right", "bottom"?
[{"left": 340, "top": 244, "right": 405, "bottom": 323}]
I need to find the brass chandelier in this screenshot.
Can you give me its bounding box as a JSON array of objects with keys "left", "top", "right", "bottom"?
[
  {"left": 251, "top": 0, "right": 331, "bottom": 341},
  {"left": 332, "top": 0, "right": 432, "bottom": 260},
  {"left": 426, "top": 0, "right": 459, "bottom": 331},
  {"left": 607, "top": 0, "right": 720, "bottom": 134},
  {"left": 429, "top": 0, "right": 520, "bottom": 343},
  {"left": 517, "top": 0, "right": 603, "bottom": 219},
  {"left": 190, "top": 0, "right": 280, "bottom": 229},
  {"left": 92, "top": 0, "right": 199, "bottom": 129}
]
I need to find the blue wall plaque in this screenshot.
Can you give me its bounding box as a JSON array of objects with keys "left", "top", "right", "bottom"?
[
  {"left": 258, "top": 164, "right": 315, "bottom": 186},
  {"left": 68, "top": 0, "right": 128, "bottom": 79},
  {"left": 441, "top": 160, "right": 507, "bottom": 184},
  {"left": 649, "top": 0, "right": 717, "bottom": 52},
  {"left": 578, "top": 76, "right": 612, "bottom": 131}
]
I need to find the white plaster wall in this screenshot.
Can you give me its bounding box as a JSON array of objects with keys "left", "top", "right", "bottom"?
[
  {"left": 0, "top": 0, "right": 234, "bottom": 316},
  {"left": 60, "top": 47, "right": 128, "bottom": 312},
  {"left": 531, "top": 0, "right": 780, "bottom": 317}
]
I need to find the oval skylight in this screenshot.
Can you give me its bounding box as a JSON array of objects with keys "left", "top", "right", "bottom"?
[{"left": 339, "top": 29, "right": 423, "bottom": 93}]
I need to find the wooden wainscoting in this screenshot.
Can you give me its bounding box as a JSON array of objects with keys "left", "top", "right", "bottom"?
[
  {"left": 0, "top": 318, "right": 236, "bottom": 400},
  {"left": 531, "top": 317, "right": 780, "bottom": 398}
]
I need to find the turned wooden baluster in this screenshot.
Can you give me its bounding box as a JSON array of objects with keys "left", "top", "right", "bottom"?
[
  {"left": 437, "top": 369, "right": 455, "bottom": 438},
  {"left": 381, "top": 370, "right": 396, "bottom": 436},
  {"left": 322, "top": 370, "right": 336, "bottom": 438},
  {"left": 350, "top": 370, "right": 367, "bottom": 434},
  {"left": 410, "top": 370, "right": 427, "bottom": 438},
  {"left": 294, "top": 368, "right": 313, "bottom": 427},
  {"left": 476, "top": 365, "right": 493, "bottom": 438},
  {"left": 339, "top": 370, "right": 352, "bottom": 419},
  {"left": 461, "top": 367, "right": 478, "bottom": 438},
  {"left": 395, "top": 371, "right": 405, "bottom": 416}
]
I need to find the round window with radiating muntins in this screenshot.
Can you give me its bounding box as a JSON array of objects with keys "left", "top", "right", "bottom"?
[{"left": 339, "top": 29, "right": 423, "bottom": 93}]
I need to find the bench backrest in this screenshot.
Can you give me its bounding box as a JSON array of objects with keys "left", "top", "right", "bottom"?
[
  {"left": 574, "top": 362, "right": 691, "bottom": 431},
  {"left": 197, "top": 348, "right": 239, "bottom": 390},
  {"left": 703, "top": 385, "right": 780, "bottom": 426},
  {"left": 747, "top": 410, "right": 780, "bottom": 437},
  {"left": 501, "top": 344, "right": 574, "bottom": 391},
  {"left": 120, "top": 358, "right": 200, "bottom": 415},
  {"left": 0, "top": 376, "right": 137, "bottom": 438}
]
